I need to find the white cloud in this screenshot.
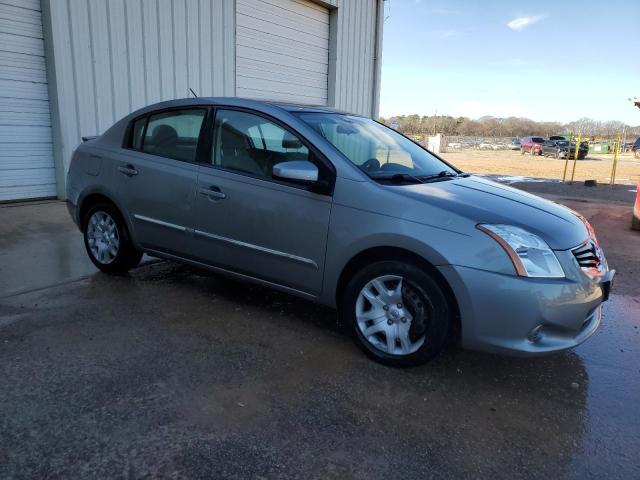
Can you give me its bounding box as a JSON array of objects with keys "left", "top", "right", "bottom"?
[{"left": 507, "top": 15, "right": 544, "bottom": 31}]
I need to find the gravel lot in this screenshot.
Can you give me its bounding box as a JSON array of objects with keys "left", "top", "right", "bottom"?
[{"left": 441, "top": 150, "right": 640, "bottom": 186}]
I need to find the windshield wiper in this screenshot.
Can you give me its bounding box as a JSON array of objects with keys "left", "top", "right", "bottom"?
[
  {"left": 370, "top": 171, "right": 469, "bottom": 184},
  {"left": 419, "top": 171, "right": 467, "bottom": 182},
  {"left": 370, "top": 173, "right": 425, "bottom": 184},
  {"left": 389, "top": 173, "right": 425, "bottom": 184}
]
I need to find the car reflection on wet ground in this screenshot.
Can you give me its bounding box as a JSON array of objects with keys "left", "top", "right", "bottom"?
[{"left": 0, "top": 199, "right": 638, "bottom": 479}]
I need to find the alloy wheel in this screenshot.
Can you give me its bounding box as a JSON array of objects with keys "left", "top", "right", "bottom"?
[{"left": 86, "top": 211, "right": 120, "bottom": 264}]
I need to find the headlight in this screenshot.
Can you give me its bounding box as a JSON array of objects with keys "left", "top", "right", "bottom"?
[{"left": 477, "top": 224, "right": 564, "bottom": 278}]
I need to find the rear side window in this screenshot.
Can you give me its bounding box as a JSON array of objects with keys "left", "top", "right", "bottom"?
[{"left": 134, "top": 109, "right": 206, "bottom": 162}]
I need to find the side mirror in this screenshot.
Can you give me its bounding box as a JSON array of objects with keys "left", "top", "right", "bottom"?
[{"left": 273, "top": 160, "right": 318, "bottom": 184}]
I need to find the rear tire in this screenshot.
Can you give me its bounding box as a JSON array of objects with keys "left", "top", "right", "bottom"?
[
  {"left": 342, "top": 260, "right": 452, "bottom": 367},
  {"left": 83, "top": 203, "right": 142, "bottom": 275}
]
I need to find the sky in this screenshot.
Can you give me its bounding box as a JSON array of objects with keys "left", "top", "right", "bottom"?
[{"left": 379, "top": 0, "right": 640, "bottom": 124}]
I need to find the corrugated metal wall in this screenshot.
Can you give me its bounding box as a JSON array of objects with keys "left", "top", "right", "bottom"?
[
  {"left": 236, "top": 0, "right": 330, "bottom": 105},
  {"left": 42, "top": 0, "right": 236, "bottom": 196},
  {"left": 40, "top": 0, "right": 381, "bottom": 199},
  {"left": 0, "top": 0, "right": 56, "bottom": 201},
  {"left": 329, "top": 0, "right": 380, "bottom": 117}
]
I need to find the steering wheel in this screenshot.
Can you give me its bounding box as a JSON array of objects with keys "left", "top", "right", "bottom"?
[{"left": 360, "top": 158, "right": 381, "bottom": 172}]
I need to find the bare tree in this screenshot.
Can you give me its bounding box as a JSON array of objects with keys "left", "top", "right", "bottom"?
[{"left": 381, "top": 114, "right": 639, "bottom": 139}]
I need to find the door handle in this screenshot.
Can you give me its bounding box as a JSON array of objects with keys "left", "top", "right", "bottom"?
[
  {"left": 118, "top": 164, "right": 138, "bottom": 176},
  {"left": 198, "top": 186, "right": 226, "bottom": 200}
]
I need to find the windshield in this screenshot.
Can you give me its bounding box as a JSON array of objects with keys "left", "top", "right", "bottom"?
[
  {"left": 532, "top": 137, "right": 545, "bottom": 143},
  {"left": 295, "top": 113, "right": 457, "bottom": 179}
]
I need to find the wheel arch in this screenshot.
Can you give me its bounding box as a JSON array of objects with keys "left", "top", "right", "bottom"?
[
  {"left": 77, "top": 190, "right": 140, "bottom": 248},
  {"left": 78, "top": 192, "right": 117, "bottom": 228},
  {"left": 335, "top": 246, "right": 461, "bottom": 342}
]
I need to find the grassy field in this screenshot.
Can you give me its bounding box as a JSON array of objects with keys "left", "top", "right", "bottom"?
[{"left": 440, "top": 150, "right": 640, "bottom": 186}]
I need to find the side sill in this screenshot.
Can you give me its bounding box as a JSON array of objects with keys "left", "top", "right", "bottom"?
[{"left": 144, "top": 248, "right": 321, "bottom": 304}]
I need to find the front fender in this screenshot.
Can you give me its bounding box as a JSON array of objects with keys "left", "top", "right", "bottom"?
[{"left": 318, "top": 202, "right": 514, "bottom": 307}]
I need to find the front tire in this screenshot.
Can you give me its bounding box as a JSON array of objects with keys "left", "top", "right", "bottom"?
[
  {"left": 342, "top": 261, "right": 452, "bottom": 367},
  {"left": 83, "top": 203, "right": 142, "bottom": 274}
]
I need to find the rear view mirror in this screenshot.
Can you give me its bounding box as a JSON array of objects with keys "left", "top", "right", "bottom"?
[{"left": 273, "top": 161, "right": 318, "bottom": 184}]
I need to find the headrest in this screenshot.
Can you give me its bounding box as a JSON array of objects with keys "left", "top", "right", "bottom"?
[
  {"left": 150, "top": 125, "right": 178, "bottom": 146},
  {"left": 282, "top": 131, "right": 303, "bottom": 149}
]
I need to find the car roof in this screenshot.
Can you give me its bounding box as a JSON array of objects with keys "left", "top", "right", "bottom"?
[
  {"left": 265, "top": 101, "right": 355, "bottom": 115},
  {"left": 124, "top": 97, "right": 359, "bottom": 122}
]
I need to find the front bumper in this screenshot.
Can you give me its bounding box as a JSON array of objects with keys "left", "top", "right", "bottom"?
[
  {"left": 438, "top": 256, "right": 614, "bottom": 356},
  {"left": 559, "top": 150, "right": 588, "bottom": 159}
]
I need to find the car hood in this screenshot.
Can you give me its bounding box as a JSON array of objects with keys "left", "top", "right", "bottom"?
[{"left": 397, "top": 176, "right": 588, "bottom": 250}]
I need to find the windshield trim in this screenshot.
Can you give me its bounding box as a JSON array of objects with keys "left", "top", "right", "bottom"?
[{"left": 293, "top": 112, "right": 462, "bottom": 181}]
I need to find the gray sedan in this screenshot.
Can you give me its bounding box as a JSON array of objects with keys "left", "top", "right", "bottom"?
[{"left": 66, "top": 98, "right": 614, "bottom": 366}]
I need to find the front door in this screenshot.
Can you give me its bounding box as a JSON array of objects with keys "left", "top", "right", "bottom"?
[
  {"left": 114, "top": 107, "right": 207, "bottom": 253},
  {"left": 192, "top": 109, "right": 333, "bottom": 295}
]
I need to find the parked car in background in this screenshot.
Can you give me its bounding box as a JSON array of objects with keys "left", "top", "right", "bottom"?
[
  {"left": 479, "top": 141, "right": 500, "bottom": 150},
  {"left": 65, "top": 97, "right": 614, "bottom": 367},
  {"left": 541, "top": 139, "right": 588, "bottom": 159},
  {"left": 549, "top": 135, "right": 567, "bottom": 141},
  {"left": 633, "top": 137, "right": 640, "bottom": 158},
  {"left": 520, "top": 136, "right": 545, "bottom": 155},
  {"left": 510, "top": 138, "right": 521, "bottom": 150}
]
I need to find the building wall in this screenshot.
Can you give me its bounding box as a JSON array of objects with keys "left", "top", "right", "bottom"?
[
  {"left": 329, "top": 0, "right": 382, "bottom": 118},
  {"left": 0, "top": 0, "right": 57, "bottom": 200},
  {"left": 41, "top": 0, "right": 382, "bottom": 199},
  {"left": 42, "top": 0, "right": 236, "bottom": 197}
]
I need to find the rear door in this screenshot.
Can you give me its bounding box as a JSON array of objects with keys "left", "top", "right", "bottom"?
[
  {"left": 113, "top": 107, "right": 207, "bottom": 254},
  {"left": 192, "top": 108, "right": 334, "bottom": 295}
]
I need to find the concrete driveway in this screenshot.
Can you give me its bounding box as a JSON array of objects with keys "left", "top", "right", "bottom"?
[{"left": 1, "top": 195, "right": 639, "bottom": 479}]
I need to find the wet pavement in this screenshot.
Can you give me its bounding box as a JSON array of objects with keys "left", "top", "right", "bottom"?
[{"left": 1, "top": 196, "right": 639, "bottom": 479}]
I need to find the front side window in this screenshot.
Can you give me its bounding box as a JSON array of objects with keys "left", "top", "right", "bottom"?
[
  {"left": 212, "top": 109, "right": 310, "bottom": 178},
  {"left": 296, "top": 113, "right": 456, "bottom": 180},
  {"left": 140, "top": 109, "right": 206, "bottom": 162}
]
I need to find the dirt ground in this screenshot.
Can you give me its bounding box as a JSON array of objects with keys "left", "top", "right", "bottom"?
[{"left": 441, "top": 150, "right": 640, "bottom": 186}]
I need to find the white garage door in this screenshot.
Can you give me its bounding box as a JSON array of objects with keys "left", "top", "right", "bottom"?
[
  {"left": 0, "top": 0, "right": 55, "bottom": 201},
  {"left": 236, "top": 0, "right": 329, "bottom": 105}
]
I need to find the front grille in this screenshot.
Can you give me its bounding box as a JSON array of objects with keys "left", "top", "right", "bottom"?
[{"left": 572, "top": 240, "right": 601, "bottom": 270}]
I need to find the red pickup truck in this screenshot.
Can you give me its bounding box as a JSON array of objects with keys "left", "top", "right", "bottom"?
[{"left": 520, "top": 136, "right": 545, "bottom": 156}]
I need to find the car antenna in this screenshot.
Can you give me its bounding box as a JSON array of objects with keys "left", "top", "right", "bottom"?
[{"left": 188, "top": 87, "right": 198, "bottom": 98}]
